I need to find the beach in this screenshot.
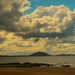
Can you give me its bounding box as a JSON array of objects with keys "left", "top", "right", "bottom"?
[{"left": 0, "top": 67, "right": 75, "bottom": 75}]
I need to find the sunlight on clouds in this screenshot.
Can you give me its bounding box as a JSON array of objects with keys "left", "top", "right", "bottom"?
[
  {"left": 0, "top": 2, "right": 75, "bottom": 55},
  {"left": 49, "top": 43, "right": 75, "bottom": 54},
  {"left": 0, "top": 31, "right": 45, "bottom": 54},
  {"left": 16, "top": 5, "right": 75, "bottom": 34},
  {"left": 1, "top": 0, "right": 31, "bottom": 12}
]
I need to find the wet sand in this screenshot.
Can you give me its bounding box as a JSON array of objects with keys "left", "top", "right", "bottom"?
[{"left": 0, "top": 67, "right": 75, "bottom": 75}]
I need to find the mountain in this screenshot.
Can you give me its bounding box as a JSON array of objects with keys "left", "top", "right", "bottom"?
[
  {"left": 30, "top": 52, "right": 50, "bottom": 56},
  {"left": 58, "top": 54, "right": 75, "bottom": 56}
]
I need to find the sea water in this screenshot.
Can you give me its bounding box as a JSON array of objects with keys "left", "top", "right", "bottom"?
[{"left": 0, "top": 56, "right": 75, "bottom": 67}]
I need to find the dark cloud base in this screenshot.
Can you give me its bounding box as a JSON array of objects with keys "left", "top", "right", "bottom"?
[
  {"left": 0, "top": 38, "right": 6, "bottom": 44},
  {"left": 16, "top": 31, "right": 68, "bottom": 39},
  {"left": 0, "top": 3, "right": 22, "bottom": 32}
]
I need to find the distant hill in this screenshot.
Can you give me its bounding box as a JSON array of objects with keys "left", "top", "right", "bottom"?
[
  {"left": 30, "top": 52, "right": 50, "bottom": 56},
  {"left": 0, "top": 53, "right": 75, "bottom": 57},
  {"left": 58, "top": 54, "right": 75, "bottom": 56}
]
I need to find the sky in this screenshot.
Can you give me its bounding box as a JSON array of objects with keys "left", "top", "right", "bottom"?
[
  {"left": 0, "top": 0, "right": 75, "bottom": 55},
  {"left": 24, "top": 0, "right": 75, "bottom": 14}
]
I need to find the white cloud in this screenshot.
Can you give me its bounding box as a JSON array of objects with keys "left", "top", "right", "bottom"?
[
  {"left": 0, "top": 4, "right": 75, "bottom": 55},
  {"left": 0, "top": 0, "right": 31, "bottom": 12},
  {"left": 16, "top": 5, "right": 75, "bottom": 35}
]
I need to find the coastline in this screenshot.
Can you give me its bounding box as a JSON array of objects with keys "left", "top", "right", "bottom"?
[{"left": 0, "top": 67, "right": 75, "bottom": 75}]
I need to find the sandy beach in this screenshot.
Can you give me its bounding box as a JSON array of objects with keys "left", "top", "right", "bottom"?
[{"left": 0, "top": 67, "right": 75, "bottom": 75}]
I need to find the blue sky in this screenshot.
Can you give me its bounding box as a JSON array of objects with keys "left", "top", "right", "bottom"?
[
  {"left": 0, "top": 0, "right": 75, "bottom": 55},
  {"left": 24, "top": 0, "right": 75, "bottom": 15}
]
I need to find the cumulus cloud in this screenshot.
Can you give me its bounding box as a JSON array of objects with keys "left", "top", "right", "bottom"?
[
  {"left": 0, "top": 0, "right": 30, "bottom": 12},
  {"left": 0, "top": 3, "right": 75, "bottom": 38},
  {"left": 14, "top": 5, "right": 75, "bottom": 39},
  {"left": 0, "top": 31, "right": 45, "bottom": 55},
  {"left": 0, "top": 3, "right": 75, "bottom": 55},
  {"left": 0, "top": 0, "right": 31, "bottom": 32}
]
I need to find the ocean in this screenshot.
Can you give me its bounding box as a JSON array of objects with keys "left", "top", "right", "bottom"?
[{"left": 0, "top": 56, "right": 75, "bottom": 67}]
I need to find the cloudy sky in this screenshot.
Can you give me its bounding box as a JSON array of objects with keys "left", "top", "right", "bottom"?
[{"left": 0, "top": 0, "right": 75, "bottom": 55}]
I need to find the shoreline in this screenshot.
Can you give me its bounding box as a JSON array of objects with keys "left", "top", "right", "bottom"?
[{"left": 0, "top": 67, "right": 75, "bottom": 75}]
